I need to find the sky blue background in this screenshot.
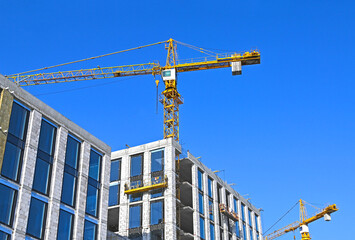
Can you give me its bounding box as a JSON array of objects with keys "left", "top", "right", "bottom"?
[{"left": 1, "top": 1, "right": 354, "bottom": 239}]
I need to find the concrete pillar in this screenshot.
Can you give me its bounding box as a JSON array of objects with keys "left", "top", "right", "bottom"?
[
  {"left": 99, "top": 153, "right": 111, "bottom": 240},
  {"left": 0, "top": 89, "right": 13, "bottom": 171},
  {"left": 119, "top": 153, "right": 130, "bottom": 237},
  {"left": 45, "top": 127, "right": 68, "bottom": 239},
  {"left": 12, "top": 110, "right": 42, "bottom": 239},
  {"left": 73, "top": 141, "right": 90, "bottom": 240},
  {"left": 164, "top": 141, "right": 177, "bottom": 240}
]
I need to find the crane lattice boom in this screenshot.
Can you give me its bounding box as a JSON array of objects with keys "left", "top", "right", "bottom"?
[{"left": 6, "top": 39, "right": 260, "bottom": 142}]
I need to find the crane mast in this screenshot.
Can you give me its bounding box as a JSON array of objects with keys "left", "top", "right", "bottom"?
[{"left": 6, "top": 39, "right": 260, "bottom": 142}]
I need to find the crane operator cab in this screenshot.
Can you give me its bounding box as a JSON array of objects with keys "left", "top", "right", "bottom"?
[{"left": 162, "top": 69, "right": 177, "bottom": 81}]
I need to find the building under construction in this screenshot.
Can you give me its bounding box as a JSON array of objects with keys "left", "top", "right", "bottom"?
[{"left": 107, "top": 139, "right": 262, "bottom": 240}]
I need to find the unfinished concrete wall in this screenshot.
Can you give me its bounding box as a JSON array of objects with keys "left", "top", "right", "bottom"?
[{"left": 0, "top": 88, "right": 14, "bottom": 171}]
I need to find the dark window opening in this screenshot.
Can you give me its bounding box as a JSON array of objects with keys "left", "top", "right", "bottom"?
[{"left": 107, "top": 208, "right": 119, "bottom": 232}]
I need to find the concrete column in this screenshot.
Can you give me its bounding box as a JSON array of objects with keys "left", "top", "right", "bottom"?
[
  {"left": 12, "top": 110, "right": 42, "bottom": 239},
  {"left": 191, "top": 164, "right": 199, "bottom": 240},
  {"left": 73, "top": 141, "right": 90, "bottom": 240},
  {"left": 99, "top": 153, "right": 111, "bottom": 240},
  {"left": 45, "top": 126, "right": 68, "bottom": 239},
  {"left": 164, "top": 142, "right": 176, "bottom": 240},
  {"left": 119, "top": 153, "right": 130, "bottom": 236},
  {"left": 0, "top": 89, "right": 13, "bottom": 170},
  {"left": 142, "top": 151, "right": 150, "bottom": 240},
  {"left": 213, "top": 181, "right": 220, "bottom": 240}
]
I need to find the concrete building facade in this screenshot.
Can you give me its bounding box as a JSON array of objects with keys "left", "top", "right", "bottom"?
[
  {"left": 108, "top": 139, "right": 263, "bottom": 240},
  {"left": 0, "top": 75, "right": 111, "bottom": 240}
]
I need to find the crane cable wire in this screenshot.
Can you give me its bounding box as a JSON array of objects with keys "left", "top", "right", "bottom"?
[
  {"left": 263, "top": 201, "right": 299, "bottom": 235},
  {"left": 9, "top": 40, "right": 167, "bottom": 76}
]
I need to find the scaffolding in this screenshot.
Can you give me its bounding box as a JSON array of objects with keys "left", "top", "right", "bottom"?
[
  {"left": 124, "top": 175, "right": 168, "bottom": 195},
  {"left": 219, "top": 203, "right": 239, "bottom": 222}
]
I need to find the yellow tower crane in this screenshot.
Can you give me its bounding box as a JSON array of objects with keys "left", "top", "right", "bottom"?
[
  {"left": 265, "top": 199, "right": 338, "bottom": 240},
  {"left": 6, "top": 38, "right": 260, "bottom": 142}
]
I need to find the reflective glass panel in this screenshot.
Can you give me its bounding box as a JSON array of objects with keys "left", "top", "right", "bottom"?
[
  {"left": 200, "top": 217, "right": 205, "bottom": 239},
  {"left": 131, "top": 155, "right": 142, "bottom": 177},
  {"left": 209, "top": 199, "right": 213, "bottom": 221},
  {"left": 86, "top": 184, "right": 99, "bottom": 217},
  {"left": 27, "top": 197, "right": 47, "bottom": 239},
  {"left": 8, "top": 102, "right": 29, "bottom": 140},
  {"left": 0, "top": 231, "right": 10, "bottom": 240},
  {"left": 130, "top": 193, "right": 142, "bottom": 203},
  {"left": 110, "top": 159, "right": 121, "bottom": 182},
  {"left": 255, "top": 214, "right": 259, "bottom": 232},
  {"left": 65, "top": 136, "right": 80, "bottom": 169},
  {"left": 210, "top": 223, "right": 215, "bottom": 240},
  {"left": 243, "top": 224, "right": 246, "bottom": 240},
  {"left": 61, "top": 172, "right": 76, "bottom": 206},
  {"left": 57, "top": 209, "right": 73, "bottom": 240},
  {"left": 151, "top": 189, "right": 163, "bottom": 198},
  {"left": 84, "top": 220, "right": 97, "bottom": 240},
  {"left": 199, "top": 192, "right": 204, "bottom": 214},
  {"left": 129, "top": 205, "right": 141, "bottom": 229},
  {"left": 1, "top": 142, "right": 22, "bottom": 181},
  {"left": 38, "top": 120, "right": 56, "bottom": 155},
  {"left": 0, "top": 184, "right": 16, "bottom": 226},
  {"left": 198, "top": 169, "right": 203, "bottom": 191},
  {"left": 89, "top": 150, "right": 102, "bottom": 181},
  {"left": 32, "top": 158, "right": 51, "bottom": 194},
  {"left": 234, "top": 198, "right": 238, "bottom": 213},
  {"left": 241, "top": 204, "right": 245, "bottom": 221},
  {"left": 151, "top": 149, "right": 164, "bottom": 172},
  {"left": 150, "top": 201, "right": 163, "bottom": 225},
  {"left": 208, "top": 178, "right": 213, "bottom": 198},
  {"left": 250, "top": 229, "right": 253, "bottom": 240},
  {"left": 248, "top": 209, "right": 252, "bottom": 226},
  {"left": 109, "top": 184, "right": 119, "bottom": 206},
  {"left": 236, "top": 220, "right": 240, "bottom": 237}
]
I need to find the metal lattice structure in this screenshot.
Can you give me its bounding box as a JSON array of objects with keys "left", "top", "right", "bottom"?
[{"left": 6, "top": 38, "right": 261, "bottom": 142}]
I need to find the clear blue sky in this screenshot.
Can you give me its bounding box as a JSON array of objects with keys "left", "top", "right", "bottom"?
[{"left": 1, "top": 0, "right": 353, "bottom": 239}]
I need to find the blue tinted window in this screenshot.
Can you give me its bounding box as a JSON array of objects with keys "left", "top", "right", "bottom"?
[
  {"left": 86, "top": 184, "right": 99, "bottom": 217},
  {"left": 0, "top": 231, "right": 10, "bottom": 240},
  {"left": 61, "top": 172, "right": 76, "bottom": 206},
  {"left": 0, "top": 184, "right": 16, "bottom": 226},
  {"left": 130, "top": 193, "right": 142, "bottom": 203},
  {"left": 234, "top": 198, "right": 238, "bottom": 214},
  {"left": 129, "top": 205, "right": 142, "bottom": 229},
  {"left": 200, "top": 217, "right": 205, "bottom": 239},
  {"left": 151, "top": 149, "right": 164, "bottom": 172},
  {"left": 110, "top": 159, "right": 121, "bottom": 182},
  {"left": 151, "top": 189, "right": 163, "bottom": 198},
  {"left": 241, "top": 204, "right": 245, "bottom": 221},
  {"left": 65, "top": 136, "right": 80, "bottom": 169},
  {"left": 84, "top": 220, "right": 97, "bottom": 240},
  {"left": 89, "top": 150, "right": 101, "bottom": 181},
  {"left": 199, "top": 192, "right": 204, "bottom": 214},
  {"left": 236, "top": 220, "right": 240, "bottom": 237},
  {"left": 38, "top": 120, "right": 56, "bottom": 155},
  {"left": 27, "top": 197, "right": 47, "bottom": 239},
  {"left": 210, "top": 223, "right": 215, "bottom": 240},
  {"left": 32, "top": 158, "right": 51, "bottom": 194},
  {"left": 248, "top": 209, "right": 252, "bottom": 226},
  {"left": 242, "top": 224, "right": 246, "bottom": 240},
  {"left": 208, "top": 178, "right": 213, "bottom": 198},
  {"left": 131, "top": 155, "right": 143, "bottom": 177},
  {"left": 150, "top": 201, "right": 163, "bottom": 225},
  {"left": 198, "top": 169, "right": 203, "bottom": 191},
  {"left": 250, "top": 229, "right": 253, "bottom": 240},
  {"left": 209, "top": 199, "right": 213, "bottom": 221},
  {"left": 57, "top": 209, "right": 73, "bottom": 240},
  {"left": 1, "top": 142, "right": 22, "bottom": 181},
  {"left": 109, "top": 184, "right": 119, "bottom": 206},
  {"left": 255, "top": 214, "right": 259, "bottom": 232},
  {"left": 8, "top": 102, "right": 29, "bottom": 140}
]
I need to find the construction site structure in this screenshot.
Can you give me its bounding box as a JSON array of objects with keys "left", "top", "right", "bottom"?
[
  {"left": 264, "top": 199, "right": 338, "bottom": 240},
  {"left": 0, "top": 75, "right": 112, "bottom": 239},
  {"left": 107, "top": 139, "right": 262, "bottom": 240},
  {"left": 6, "top": 38, "right": 261, "bottom": 142}
]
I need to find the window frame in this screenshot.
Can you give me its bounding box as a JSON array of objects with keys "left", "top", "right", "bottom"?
[
  {"left": 57, "top": 208, "right": 74, "bottom": 240},
  {"left": 84, "top": 219, "right": 97, "bottom": 240},
  {"left": 150, "top": 200, "right": 164, "bottom": 226},
  {"left": 0, "top": 183, "right": 17, "bottom": 227},
  {"left": 129, "top": 204, "right": 143, "bottom": 229},
  {"left": 26, "top": 197, "right": 48, "bottom": 240},
  {"left": 130, "top": 154, "right": 144, "bottom": 177},
  {"left": 1, "top": 101, "right": 30, "bottom": 182},
  {"left": 150, "top": 148, "right": 164, "bottom": 173}
]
